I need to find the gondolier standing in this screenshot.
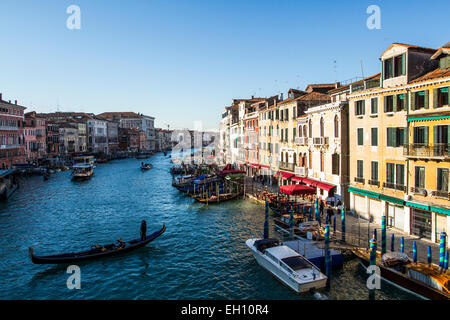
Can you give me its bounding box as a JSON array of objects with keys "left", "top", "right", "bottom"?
[{"left": 140, "top": 220, "right": 147, "bottom": 240}]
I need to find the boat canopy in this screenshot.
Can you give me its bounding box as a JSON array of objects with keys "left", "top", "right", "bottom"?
[
  {"left": 219, "top": 169, "right": 246, "bottom": 176},
  {"left": 225, "top": 173, "right": 244, "bottom": 180},
  {"left": 280, "top": 184, "right": 316, "bottom": 195}
]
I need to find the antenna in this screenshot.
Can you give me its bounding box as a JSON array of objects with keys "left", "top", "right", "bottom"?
[
  {"left": 333, "top": 60, "right": 337, "bottom": 83},
  {"left": 56, "top": 97, "right": 60, "bottom": 112},
  {"left": 360, "top": 59, "right": 365, "bottom": 78}
]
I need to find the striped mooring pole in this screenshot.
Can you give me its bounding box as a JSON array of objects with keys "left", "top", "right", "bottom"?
[
  {"left": 263, "top": 201, "right": 269, "bottom": 239},
  {"left": 412, "top": 241, "right": 417, "bottom": 264},
  {"left": 391, "top": 234, "right": 395, "bottom": 252},
  {"left": 369, "top": 237, "right": 376, "bottom": 300},
  {"left": 444, "top": 251, "right": 449, "bottom": 271},
  {"left": 373, "top": 228, "right": 377, "bottom": 253},
  {"left": 309, "top": 207, "right": 312, "bottom": 221},
  {"left": 324, "top": 225, "right": 331, "bottom": 288},
  {"left": 400, "top": 237, "right": 404, "bottom": 253},
  {"left": 289, "top": 210, "right": 294, "bottom": 239},
  {"left": 341, "top": 205, "right": 346, "bottom": 242},
  {"left": 439, "top": 232, "right": 447, "bottom": 268},
  {"left": 333, "top": 214, "right": 336, "bottom": 234},
  {"left": 381, "top": 216, "right": 387, "bottom": 254}
]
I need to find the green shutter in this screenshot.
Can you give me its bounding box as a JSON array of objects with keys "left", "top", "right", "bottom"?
[
  {"left": 434, "top": 88, "right": 439, "bottom": 108},
  {"left": 411, "top": 92, "right": 415, "bottom": 111},
  {"left": 362, "top": 100, "right": 365, "bottom": 115},
  {"left": 402, "top": 53, "right": 406, "bottom": 75},
  {"left": 424, "top": 90, "right": 429, "bottom": 109},
  {"left": 393, "top": 95, "right": 397, "bottom": 112},
  {"left": 424, "top": 126, "right": 429, "bottom": 144},
  {"left": 384, "top": 97, "right": 387, "bottom": 112}
]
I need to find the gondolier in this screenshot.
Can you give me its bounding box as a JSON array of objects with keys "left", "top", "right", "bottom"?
[{"left": 140, "top": 220, "right": 147, "bottom": 240}]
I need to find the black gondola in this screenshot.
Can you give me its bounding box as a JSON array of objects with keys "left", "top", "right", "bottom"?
[
  {"left": 140, "top": 163, "right": 153, "bottom": 170},
  {"left": 29, "top": 224, "right": 166, "bottom": 264}
]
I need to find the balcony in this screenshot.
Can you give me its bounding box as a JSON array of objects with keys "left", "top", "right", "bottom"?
[
  {"left": 279, "top": 161, "right": 295, "bottom": 172},
  {"left": 383, "top": 182, "right": 407, "bottom": 192},
  {"left": 295, "top": 166, "right": 307, "bottom": 176},
  {"left": 411, "top": 187, "right": 427, "bottom": 196},
  {"left": 354, "top": 177, "right": 365, "bottom": 184},
  {"left": 313, "top": 137, "right": 329, "bottom": 146},
  {"left": 0, "top": 126, "right": 19, "bottom": 131},
  {"left": 295, "top": 137, "right": 308, "bottom": 145},
  {"left": 368, "top": 179, "right": 380, "bottom": 187},
  {"left": 404, "top": 143, "right": 449, "bottom": 159},
  {"left": 431, "top": 190, "right": 450, "bottom": 200},
  {"left": 0, "top": 144, "right": 21, "bottom": 150}
]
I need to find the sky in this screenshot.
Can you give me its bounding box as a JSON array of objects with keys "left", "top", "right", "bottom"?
[{"left": 0, "top": 0, "right": 448, "bottom": 130}]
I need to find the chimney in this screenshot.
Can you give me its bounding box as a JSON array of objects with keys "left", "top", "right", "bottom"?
[
  {"left": 280, "top": 93, "right": 283, "bottom": 101},
  {"left": 15, "top": 100, "right": 17, "bottom": 105},
  {"left": 251, "top": 95, "right": 254, "bottom": 99},
  {"left": 0, "top": 93, "right": 2, "bottom": 100}
]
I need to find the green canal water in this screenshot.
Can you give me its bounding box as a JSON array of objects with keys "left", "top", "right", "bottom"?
[{"left": 0, "top": 153, "right": 416, "bottom": 299}]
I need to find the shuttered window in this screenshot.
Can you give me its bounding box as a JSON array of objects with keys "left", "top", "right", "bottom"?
[
  {"left": 396, "top": 164, "right": 405, "bottom": 186},
  {"left": 386, "top": 163, "right": 395, "bottom": 183},
  {"left": 371, "top": 128, "right": 378, "bottom": 146},
  {"left": 357, "top": 128, "right": 364, "bottom": 146},
  {"left": 437, "top": 168, "right": 449, "bottom": 192},
  {"left": 371, "top": 161, "right": 378, "bottom": 181},
  {"left": 371, "top": 98, "right": 378, "bottom": 114},
  {"left": 357, "top": 160, "right": 364, "bottom": 178},
  {"left": 415, "top": 166, "right": 425, "bottom": 188}
]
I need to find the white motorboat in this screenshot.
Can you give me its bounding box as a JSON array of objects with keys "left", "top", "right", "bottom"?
[{"left": 246, "top": 238, "right": 327, "bottom": 294}]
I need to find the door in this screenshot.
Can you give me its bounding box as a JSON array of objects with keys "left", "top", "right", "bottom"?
[
  {"left": 387, "top": 204, "right": 395, "bottom": 227},
  {"left": 394, "top": 206, "right": 405, "bottom": 231},
  {"left": 411, "top": 209, "right": 432, "bottom": 240}
]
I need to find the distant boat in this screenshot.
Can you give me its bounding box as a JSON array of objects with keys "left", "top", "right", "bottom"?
[
  {"left": 71, "top": 164, "right": 94, "bottom": 181},
  {"left": 246, "top": 238, "right": 327, "bottom": 293},
  {"left": 140, "top": 163, "right": 152, "bottom": 170},
  {"left": 29, "top": 224, "right": 166, "bottom": 264}
]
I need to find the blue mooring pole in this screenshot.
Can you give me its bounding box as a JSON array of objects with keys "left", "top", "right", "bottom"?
[
  {"left": 400, "top": 237, "right": 404, "bottom": 253},
  {"left": 324, "top": 225, "right": 331, "bottom": 288},
  {"left": 391, "top": 233, "right": 395, "bottom": 252},
  {"left": 439, "top": 232, "right": 447, "bottom": 268},
  {"left": 427, "top": 246, "right": 432, "bottom": 266},
  {"left": 373, "top": 228, "right": 377, "bottom": 253},
  {"left": 369, "top": 237, "right": 376, "bottom": 300},
  {"left": 264, "top": 201, "right": 269, "bottom": 239},
  {"left": 413, "top": 241, "right": 417, "bottom": 264},
  {"left": 341, "top": 205, "right": 346, "bottom": 242},
  {"left": 333, "top": 214, "right": 336, "bottom": 234},
  {"left": 444, "top": 251, "right": 449, "bottom": 271},
  {"left": 381, "top": 216, "right": 386, "bottom": 254}
]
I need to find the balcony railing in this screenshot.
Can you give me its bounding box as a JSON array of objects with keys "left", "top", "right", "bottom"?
[
  {"left": 383, "top": 182, "right": 407, "bottom": 192},
  {"left": 313, "top": 137, "right": 329, "bottom": 146},
  {"left": 0, "top": 144, "right": 21, "bottom": 150},
  {"left": 368, "top": 179, "right": 380, "bottom": 187},
  {"left": 431, "top": 190, "right": 450, "bottom": 200},
  {"left": 295, "top": 166, "right": 307, "bottom": 176},
  {"left": 404, "top": 143, "right": 449, "bottom": 158},
  {"left": 411, "top": 187, "right": 427, "bottom": 196},
  {"left": 0, "top": 126, "right": 19, "bottom": 131},
  {"left": 279, "top": 161, "right": 295, "bottom": 172},
  {"left": 354, "top": 177, "right": 365, "bottom": 184},
  {"left": 295, "top": 137, "right": 308, "bottom": 145}
]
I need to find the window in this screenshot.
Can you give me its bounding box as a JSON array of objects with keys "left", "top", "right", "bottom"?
[
  {"left": 384, "top": 58, "right": 393, "bottom": 79},
  {"left": 415, "top": 167, "right": 425, "bottom": 188},
  {"left": 394, "top": 54, "right": 406, "bottom": 77},
  {"left": 357, "top": 128, "right": 364, "bottom": 146},
  {"left": 434, "top": 125, "right": 449, "bottom": 144},
  {"left": 437, "top": 168, "right": 449, "bottom": 192},
  {"left": 387, "top": 127, "right": 406, "bottom": 147},
  {"left": 293, "top": 127, "right": 296, "bottom": 139},
  {"left": 371, "top": 98, "right": 378, "bottom": 114},
  {"left": 355, "top": 100, "right": 365, "bottom": 116},
  {"left": 320, "top": 118, "right": 324, "bottom": 137},
  {"left": 332, "top": 154, "right": 339, "bottom": 175},
  {"left": 413, "top": 126, "right": 428, "bottom": 145},
  {"left": 384, "top": 95, "right": 394, "bottom": 113},
  {"left": 285, "top": 128, "right": 288, "bottom": 141},
  {"left": 396, "top": 94, "right": 405, "bottom": 111},
  {"left": 412, "top": 90, "right": 429, "bottom": 110},
  {"left": 386, "top": 163, "right": 395, "bottom": 184},
  {"left": 357, "top": 160, "right": 364, "bottom": 178},
  {"left": 396, "top": 164, "right": 405, "bottom": 187},
  {"left": 435, "top": 87, "right": 449, "bottom": 108},
  {"left": 371, "top": 128, "right": 378, "bottom": 146},
  {"left": 371, "top": 161, "right": 378, "bottom": 181},
  {"left": 334, "top": 116, "right": 339, "bottom": 137}
]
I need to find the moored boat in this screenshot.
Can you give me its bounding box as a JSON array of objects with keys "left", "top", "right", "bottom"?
[
  {"left": 353, "top": 248, "right": 450, "bottom": 300},
  {"left": 191, "top": 192, "right": 240, "bottom": 203},
  {"left": 29, "top": 224, "right": 166, "bottom": 264},
  {"left": 246, "top": 238, "right": 327, "bottom": 293},
  {"left": 71, "top": 164, "right": 94, "bottom": 181},
  {"left": 140, "top": 163, "right": 153, "bottom": 170}
]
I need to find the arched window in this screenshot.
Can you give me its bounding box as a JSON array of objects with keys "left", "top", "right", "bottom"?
[
  {"left": 303, "top": 125, "right": 307, "bottom": 138},
  {"left": 293, "top": 153, "right": 297, "bottom": 166},
  {"left": 308, "top": 120, "right": 312, "bottom": 137},
  {"left": 298, "top": 126, "right": 302, "bottom": 137},
  {"left": 334, "top": 115, "right": 339, "bottom": 138},
  {"left": 320, "top": 117, "right": 324, "bottom": 137}
]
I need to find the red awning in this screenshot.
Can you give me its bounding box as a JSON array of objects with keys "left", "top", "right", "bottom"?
[
  {"left": 302, "top": 178, "right": 335, "bottom": 191},
  {"left": 219, "top": 169, "right": 246, "bottom": 176},
  {"left": 279, "top": 171, "right": 294, "bottom": 180},
  {"left": 246, "top": 163, "right": 261, "bottom": 169},
  {"left": 260, "top": 165, "right": 270, "bottom": 169},
  {"left": 291, "top": 176, "right": 304, "bottom": 183},
  {"left": 280, "top": 184, "right": 316, "bottom": 195}
]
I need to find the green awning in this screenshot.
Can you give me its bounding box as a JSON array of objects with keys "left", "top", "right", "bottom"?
[
  {"left": 406, "top": 201, "right": 430, "bottom": 211},
  {"left": 417, "top": 91, "right": 425, "bottom": 96},
  {"left": 398, "top": 94, "right": 405, "bottom": 99},
  {"left": 408, "top": 115, "right": 450, "bottom": 122},
  {"left": 380, "top": 195, "right": 404, "bottom": 205},
  {"left": 431, "top": 206, "right": 450, "bottom": 216},
  {"left": 440, "top": 87, "right": 449, "bottom": 93},
  {"left": 348, "top": 187, "right": 381, "bottom": 199}
]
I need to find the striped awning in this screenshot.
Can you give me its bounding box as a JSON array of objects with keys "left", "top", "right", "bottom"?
[{"left": 407, "top": 115, "right": 450, "bottom": 122}]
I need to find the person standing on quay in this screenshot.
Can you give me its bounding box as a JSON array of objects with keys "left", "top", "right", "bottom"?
[
  {"left": 140, "top": 220, "right": 147, "bottom": 240},
  {"left": 319, "top": 199, "right": 324, "bottom": 218}
]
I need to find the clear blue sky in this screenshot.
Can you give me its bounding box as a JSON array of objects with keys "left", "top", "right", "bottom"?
[{"left": 0, "top": 0, "right": 448, "bottom": 130}]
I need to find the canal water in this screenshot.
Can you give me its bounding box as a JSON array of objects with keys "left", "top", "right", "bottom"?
[{"left": 0, "top": 153, "right": 416, "bottom": 300}]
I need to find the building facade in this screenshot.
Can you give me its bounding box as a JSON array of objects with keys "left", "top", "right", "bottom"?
[{"left": 24, "top": 112, "right": 46, "bottom": 163}]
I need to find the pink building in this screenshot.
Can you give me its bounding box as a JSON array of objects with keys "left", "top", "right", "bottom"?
[{"left": 24, "top": 112, "right": 46, "bottom": 163}]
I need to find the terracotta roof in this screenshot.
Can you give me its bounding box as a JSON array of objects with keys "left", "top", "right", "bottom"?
[
  {"left": 37, "top": 112, "right": 93, "bottom": 119},
  {"left": 431, "top": 46, "right": 450, "bottom": 60},
  {"left": 97, "top": 112, "right": 146, "bottom": 119},
  {"left": 328, "top": 73, "right": 381, "bottom": 94},
  {"left": 0, "top": 99, "right": 26, "bottom": 109},
  {"left": 410, "top": 67, "right": 450, "bottom": 83},
  {"left": 381, "top": 43, "right": 436, "bottom": 56}
]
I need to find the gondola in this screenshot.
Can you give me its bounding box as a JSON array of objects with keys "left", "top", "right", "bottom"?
[
  {"left": 191, "top": 192, "right": 240, "bottom": 203},
  {"left": 140, "top": 163, "right": 153, "bottom": 170},
  {"left": 29, "top": 224, "right": 166, "bottom": 264}
]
